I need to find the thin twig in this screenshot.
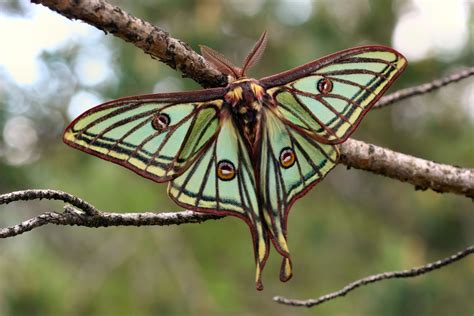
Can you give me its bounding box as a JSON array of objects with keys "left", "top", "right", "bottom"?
[
  {"left": 375, "top": 67, "right": 474, "bottom": 108},
  {"left": 274, "top": 245, "right": 474, "bottom": 307},
  {"left": 0, "top": 189, "right": 99, "bottom": 215},
  {"left": 0, "top": 189, "right": 221, "bottom": 238}
]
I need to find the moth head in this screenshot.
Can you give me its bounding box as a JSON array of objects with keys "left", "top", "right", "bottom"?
[{"left": 200, "top": 31, "right": 267, "bottom": 82}]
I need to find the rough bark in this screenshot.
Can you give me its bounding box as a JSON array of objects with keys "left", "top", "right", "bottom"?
[{"left": 340, "top": 139, "right": 474, "bottom": 198}]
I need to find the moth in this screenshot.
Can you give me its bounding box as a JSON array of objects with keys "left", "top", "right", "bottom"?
[{"left": 64, "top": 32, "right": 407, "bottom": 290}]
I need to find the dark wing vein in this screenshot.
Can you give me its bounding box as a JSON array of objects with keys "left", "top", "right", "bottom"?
[
  {"left": 213, "top": 141, "right": 220, "bottom": 211},
  {"left": 195, "top": 143, "right": 215, "bottom": 207},
  {"left": 337, "top": 57, "right": 393, "bottom": 65},
  {"left": 173, "top": 138, "right": 210, "bottom": 201},
  {"left": 88, "top": 109, "right": 158, "bottom": 145},
  {"left": 291, "top": 92, "right": 339, "bottom": 138},
  {"left": 108, "top": 117, "right": 154, "bottom": 153},
  {"left": 316, "top": 68, "right": 389, "bottom": 80}
]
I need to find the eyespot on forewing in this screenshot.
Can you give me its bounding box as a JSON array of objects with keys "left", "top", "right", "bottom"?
[{"left": 151, "top": 113, "right": 171, "bottom": 131}]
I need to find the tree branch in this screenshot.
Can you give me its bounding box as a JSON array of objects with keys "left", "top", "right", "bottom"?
[
  {"left": 340, "top": 139, "right": 474, "bottom": 198},
  {"left": 273, "top": 245, "right": 474, "bottom": 307},
  {"left": 0, "top": 189, "right": 222, "bottom": 238},
  {"left": 31, "top": 0, "right": 228, "bottom": 88},
  {"left": 375, "top": 67, "right": 474, "bottom": 109}
]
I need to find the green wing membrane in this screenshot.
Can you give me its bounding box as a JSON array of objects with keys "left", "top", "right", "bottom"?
[
  {"left": 263, "top": 47, "right": 407, "bottom": 143},
  {"left": 259, "top": 109, "right": 339, "bottom": 280},
  {"left": 64, "top": 94, "right": 224, "bottom": 182}
]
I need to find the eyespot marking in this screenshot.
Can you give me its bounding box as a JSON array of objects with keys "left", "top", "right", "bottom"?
[
  {"left": 151, "top": 113, "right": 170, "bottom": 131},
  {"left": 317, "top": 78, "right": 333, "bottom": 94},
  {"left": 279, "top": 147, "right": 296, "bottom": 169},
  {"left": 217, "top": 160, "right": 236, "bottom": 181}
]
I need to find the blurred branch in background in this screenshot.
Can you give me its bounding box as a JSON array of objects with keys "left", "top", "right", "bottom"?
[
  {"left": 0, "top": 0, "right": 471, "bottom": 309},
  {"left": 274, "top": 245, "right": 474, "bottom": 307},
  {"left": 375, "top": 67, "right": 474, "bottom": 109}
]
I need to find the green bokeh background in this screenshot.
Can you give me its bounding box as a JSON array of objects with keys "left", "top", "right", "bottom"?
[{"left": 1, "top": 0, "right": 473, "bottom": 315}]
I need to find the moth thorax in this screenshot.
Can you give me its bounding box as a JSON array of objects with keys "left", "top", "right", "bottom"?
[
  {"left": 225, "top": 79, "right": 265, "bottom": 105},
  {"left": 226, "top": 80, "right": 263, "bottom": 115},
  {"left": 224, "top": 79, "right": 266, "bottom": 145}
]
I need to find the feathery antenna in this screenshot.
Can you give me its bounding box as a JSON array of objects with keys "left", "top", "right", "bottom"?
[
  {"left": 241, "top": 31, "right": 268, "bottom": 77},
  {"left": 200, "top": 45, "right": 241, "bottom": 79},
  {"left": 200, "top": 31, "right": 268, "bottom": 80}
]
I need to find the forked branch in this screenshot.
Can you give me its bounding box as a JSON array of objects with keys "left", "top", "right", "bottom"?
[{"left": 0, "top": 189, "right": 222, "bottom": 238}]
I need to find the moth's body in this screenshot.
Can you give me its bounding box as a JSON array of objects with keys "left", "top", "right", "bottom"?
[
  {"left": 225, "top": 78, "right": 268, "bottom": 149},
  {"left": 64, "top": 32, "right": 407, "bottom": 290}
]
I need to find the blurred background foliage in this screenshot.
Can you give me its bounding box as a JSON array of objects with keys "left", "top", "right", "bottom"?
[{"left": 0, "top": 0, "right": 473, "bottom": 315}]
